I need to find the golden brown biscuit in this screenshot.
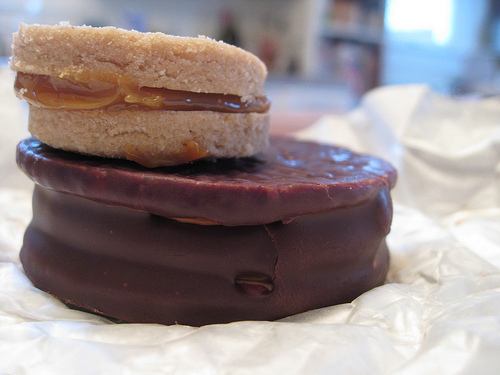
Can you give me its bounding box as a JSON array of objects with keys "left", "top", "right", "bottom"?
[{"left": 11, "top": 23, "right": 270, "bottom": 166}]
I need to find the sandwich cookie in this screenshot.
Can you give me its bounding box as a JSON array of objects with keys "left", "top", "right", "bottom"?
[{"left": 11, "top": 23, "right": 270, "bottom": 167}]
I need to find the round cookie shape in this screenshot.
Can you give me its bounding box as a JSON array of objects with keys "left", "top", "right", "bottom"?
[
  {"left": 10, "top": 24, "right": 270, "bottom": 165},
  {"left": 17, "top": 137, "right": 397, "bottom": 226},
  {"left": 10, "top": 23, "right": 267, "bottom": 98},
  {"left": 21, "top": 185, "right": 391, "bottom": 326}
]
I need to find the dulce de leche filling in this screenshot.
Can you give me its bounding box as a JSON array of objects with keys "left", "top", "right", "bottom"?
[
  {"left": 123, "top": 140, "right": 209, "bottom": 168},
  {"left": 14, "top": 72, "right": 271, "bottom": 113}
]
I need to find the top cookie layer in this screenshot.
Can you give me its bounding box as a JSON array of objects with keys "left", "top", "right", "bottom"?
[
  {"left": 10, "top": 23, "right": 267, "bottom": 99},
  {"left": 17, "top": 136, "right": 397, "bottom": 226}
]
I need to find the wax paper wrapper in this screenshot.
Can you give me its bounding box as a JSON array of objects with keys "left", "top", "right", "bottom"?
[{"left": 1, "top": 67, "right": 500, "bottom": 374}]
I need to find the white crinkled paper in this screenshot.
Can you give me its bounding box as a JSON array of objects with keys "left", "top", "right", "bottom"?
[
  {"left": 1, "top": 70, "right": 500, "bottom": 374},
  {"left": 298, "top": 84, "right": 500, "bottom": 221}
]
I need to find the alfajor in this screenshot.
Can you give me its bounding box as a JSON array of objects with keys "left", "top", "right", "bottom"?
[{"left": 10, "top": 23, "right": 270, "bottom": 167}]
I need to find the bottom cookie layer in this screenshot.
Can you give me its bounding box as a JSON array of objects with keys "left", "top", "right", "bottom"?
[
  {"left": 21, "top": 186, "right": 391, "bottom": 326},
  {"left": 28, "top": 106, "right": 269, "bottom": 166}
]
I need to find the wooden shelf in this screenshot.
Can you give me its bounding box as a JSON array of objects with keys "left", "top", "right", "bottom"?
[{"left": 315, "top": 0, "right": 386, "bottom": 97}]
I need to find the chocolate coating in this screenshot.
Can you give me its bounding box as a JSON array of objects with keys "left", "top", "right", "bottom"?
[
  {"left": 22, "top": 185, "right": 391, "bottom": 326},
  {"left": 16, "top": 137, "right": 396, "bottom": 226},
  {"left": 17, "top": 136, "right": 396, "bottom": 326}
]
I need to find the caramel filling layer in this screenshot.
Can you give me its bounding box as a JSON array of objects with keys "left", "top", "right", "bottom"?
[
  {"left": 14, "top": 72, "right": 271, "bottom": 113},
  {"left": 124, "top": 140, "right": 209, "bottom": 168}
]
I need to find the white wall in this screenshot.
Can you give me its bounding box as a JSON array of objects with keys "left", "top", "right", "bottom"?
[{"left": 382, "top": 0, "right": 492, "bottom": 94}]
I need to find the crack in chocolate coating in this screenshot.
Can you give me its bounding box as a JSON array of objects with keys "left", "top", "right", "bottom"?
[{"left": 16, "top": 137, "right": 397, "bottom": 226}]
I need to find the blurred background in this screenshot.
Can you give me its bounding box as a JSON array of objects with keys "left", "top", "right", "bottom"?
[{"left": 0, "top": 0, "right": 499, "bottom": 116}]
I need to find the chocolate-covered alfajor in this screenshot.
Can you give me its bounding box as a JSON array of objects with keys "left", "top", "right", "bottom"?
[
  {"left": 12, "top": 24, "right": 397, "bottom": 326},
  {"left": 17, "top": 137, "right": 396, "bottom": 326}
]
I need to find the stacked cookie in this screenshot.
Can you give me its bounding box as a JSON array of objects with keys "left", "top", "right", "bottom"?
[
  {"left": 11, "top": 23, "right": 270, "bottom": 167},
  {"left": 12, "top": 24, "right": 396, "bottom": 326}
]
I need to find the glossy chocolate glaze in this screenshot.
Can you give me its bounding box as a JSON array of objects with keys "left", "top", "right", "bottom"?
[
  {"left": 21, "top": 185, "right": 391, "bottom": 326},
  {"left": 16, "top": 137, "right": 397, "bottom": 226},
  {"left": 17, "top": 136, "right": 396, "bottom": 326}
]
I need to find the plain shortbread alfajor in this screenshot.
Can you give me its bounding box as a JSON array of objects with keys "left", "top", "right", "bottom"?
[{"left": 10, "top": 23, "right": 270, "bottom": 166}]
